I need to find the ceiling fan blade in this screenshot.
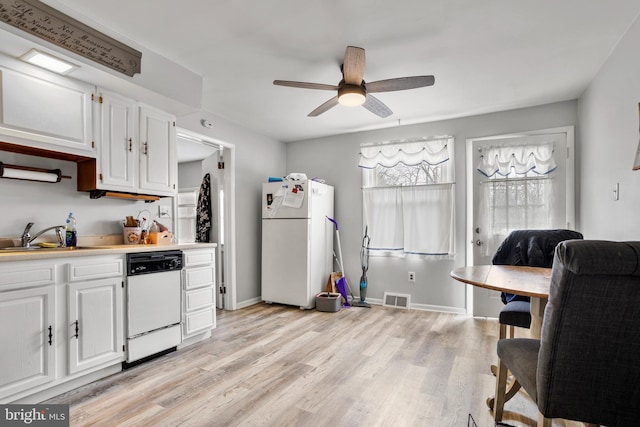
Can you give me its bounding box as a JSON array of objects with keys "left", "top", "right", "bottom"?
[
  {"left": 366, "top": 76, "right": 435, "bottom": 93},
  {"left": 308, "top": 96, "right": 339, "bottom": 117},
  {"left": 273, "top": 80, "right": 339, "bottom": 91},
  {"left": 363, "top": 95, "right": 393, "bottom": 118},
  {"left": 342, "top": 46, "right": 365, "bottom": 85}
]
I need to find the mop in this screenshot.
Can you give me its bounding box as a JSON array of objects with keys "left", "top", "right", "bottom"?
[
  {"left": 327, "top": 217, "right": 371, "bottom": 308},
  {"left": 358, "top": 226, "right": 372, "bottom": 308}
]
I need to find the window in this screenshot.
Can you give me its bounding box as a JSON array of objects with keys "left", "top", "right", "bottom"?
[
  {"left": 477, "top": 141, "right": 556, "bottom": 255},
  {"left": 360, "top": 137, "right": 455, "bottom": 257}
]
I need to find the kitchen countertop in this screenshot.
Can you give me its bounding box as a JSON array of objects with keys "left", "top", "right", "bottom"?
[{"left": 0, "top": 242, "right": 218, "bottom": 262}]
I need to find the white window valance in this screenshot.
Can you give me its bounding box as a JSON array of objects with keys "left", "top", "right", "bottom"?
[
  {"left": 359, "top": 137, "right": 451, "bottom": 169},
  {"left": 477, "top": 143, "right": 556, "bottom": 177}
]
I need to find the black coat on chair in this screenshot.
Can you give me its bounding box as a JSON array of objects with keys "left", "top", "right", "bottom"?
[{"left": 492, "top": 229, "right": 584, "bottom": 303}]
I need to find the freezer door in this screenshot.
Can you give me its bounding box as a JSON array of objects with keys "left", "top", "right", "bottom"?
[
  {"left": 261, "top": 219, "right": 312, "bottom": 308},
  {"left": 262, "top": 181, "right": 310, "bottom": 219}
]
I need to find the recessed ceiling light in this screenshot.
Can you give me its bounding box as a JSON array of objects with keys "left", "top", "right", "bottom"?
[{"left": 19, "top": 49, "right": 78, "bottom": 75}]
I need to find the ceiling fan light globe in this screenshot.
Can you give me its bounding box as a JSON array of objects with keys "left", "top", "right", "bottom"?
[{"left": 338, "top": 85, "right": 366, "bottom": 106}]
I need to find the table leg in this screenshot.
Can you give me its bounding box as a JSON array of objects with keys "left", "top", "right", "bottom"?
[{"left": 529, "top": 297, "right": 547, "bottom": 339}]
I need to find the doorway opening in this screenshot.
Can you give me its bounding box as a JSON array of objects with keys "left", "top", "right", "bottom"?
[
  {"left": 176, "top": 128, "right": 236, "bottom": 310},
  {"left": 465, "top": 126, "right": 575, "bottom": 317}
]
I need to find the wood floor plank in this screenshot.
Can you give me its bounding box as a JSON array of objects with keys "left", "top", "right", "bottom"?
[{"left": 46, "top": 303, "right": 586, "bottom": 427}]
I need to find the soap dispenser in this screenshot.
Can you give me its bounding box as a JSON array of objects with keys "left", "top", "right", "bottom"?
[{"left": 65, "top": 212, "right": 77, "bottom": 247}]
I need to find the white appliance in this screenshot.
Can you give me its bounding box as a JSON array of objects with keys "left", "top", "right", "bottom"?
[
  {"left": 125, "top": 250, "right": 183, "bottom": 365},
  {"left": 261, "top": 180, "right": 334, "bottom": 309}
]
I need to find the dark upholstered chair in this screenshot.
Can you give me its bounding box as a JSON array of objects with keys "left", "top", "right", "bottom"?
[
  {"left": 487, "top": 229, "right": 584, "bottom": 411},
  {"left": 494, "top": 240, "right": 640, "bottom": 427},
  {"left": 492, "top": 229, "right": 584, "bottom": 340}
]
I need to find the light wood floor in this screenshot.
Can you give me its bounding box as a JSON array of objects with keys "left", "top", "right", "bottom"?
[{"left": 47, "top": 303, "right": 585, "bottom": 427}]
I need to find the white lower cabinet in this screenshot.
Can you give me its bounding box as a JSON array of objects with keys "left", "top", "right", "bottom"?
[
  {"left": 67, "top": 277, "right": 123, "bottom": 374},
  {"left": 0, "top": 255, "right": 124, "bottom": 403},
  {"left": 66, "top": 256, "right": 124, "bottom": 375},
  {"left": 0, "top": 286, "right": 56, "bottom": 400},
  {"left": 181, "top": 248, "right": 216, "bottom": 344}
]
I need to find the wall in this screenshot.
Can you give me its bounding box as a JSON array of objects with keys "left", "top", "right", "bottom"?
[
  {"left": 578, "top": 15, "right": 640, "bottom": 239},
  {"left": 178, "top": 161, "right": 203, "bottom": 190},
  {"left": 286, "top": 101, "right": 578, "bottom": 311},
  {"left": 0, "top": 151, "right": 159, "bottom": 241}
]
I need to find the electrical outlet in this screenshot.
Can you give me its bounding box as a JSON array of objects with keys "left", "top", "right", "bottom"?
[
  {"left": 158, "top": 206, "right": 170, "bottom": 218},
  {"left": 408, "top": 271, "right": 416, "bottom": 282}
]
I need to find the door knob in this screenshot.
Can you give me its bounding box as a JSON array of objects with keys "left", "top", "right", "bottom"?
[{"left": 475, "top": 239, "right": 482, "bottom": 246}]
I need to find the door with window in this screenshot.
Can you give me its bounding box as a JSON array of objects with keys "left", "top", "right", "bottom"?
[{"left": 467, "top": 127, "right": 575, "bottom": 317}]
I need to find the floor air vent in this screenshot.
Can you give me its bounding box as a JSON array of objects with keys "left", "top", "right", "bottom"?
[{"left": 383, "top": 292, "right": 411, "bottom": 309}]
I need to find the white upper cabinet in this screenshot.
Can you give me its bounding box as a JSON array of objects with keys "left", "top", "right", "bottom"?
[
  {"left": 138, "top": 104, "right": 176, "bottom": 196},
  {"left": 0, "top": 63, "right": 94, "bottom": 156},
  {"left": 78, "top": 92, "right": 176, "bottom": 197},
  {"left": 96, "top": 90, "right": 137, "bottom": 192}
]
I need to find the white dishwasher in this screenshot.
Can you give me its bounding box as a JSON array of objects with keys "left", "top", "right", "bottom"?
[{"left": 125, "top": 250, "right": 183, "bottom": 367}]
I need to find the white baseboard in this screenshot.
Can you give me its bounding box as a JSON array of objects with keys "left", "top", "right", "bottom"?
[
  {"left": 236, "top": 297, "right": 262, "bottom": 309},
  {"left": 235, "top": 296, "right": 467, "bottom": 315},
  {"left": 410, "top": 302, "right": 468, "bottom": 315}
]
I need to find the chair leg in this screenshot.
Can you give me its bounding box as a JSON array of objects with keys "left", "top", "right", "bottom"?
[
  {"left": 493, "top": 357, "right": 509, "bottom": 421},
  {"left": 500, "top": 323, "right": 507, "bottom": 339},
  {"left": 491, "top": 324, "right": 509, "bottom": 376},
  {"left": 537, "top": 412, "right": 552, "bottom": 427}
]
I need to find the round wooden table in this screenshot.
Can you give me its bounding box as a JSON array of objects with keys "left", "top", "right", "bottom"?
[
  {"left": 451, "top": 264, "right": 553, "bottom": 411},
  {"left": 450, "top": 264, "right": 552, "bottom": 338}
]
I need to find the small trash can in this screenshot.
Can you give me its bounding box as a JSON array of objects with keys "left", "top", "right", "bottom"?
[{"left": 315, "top": 292, "right": 341, "bottom": 312}]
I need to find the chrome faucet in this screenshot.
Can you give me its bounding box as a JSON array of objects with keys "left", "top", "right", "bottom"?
[{"left": 21, "top": 223, "right": 65, "bottom": 247}]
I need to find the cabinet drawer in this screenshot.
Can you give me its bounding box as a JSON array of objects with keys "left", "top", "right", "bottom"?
[
  {"left": 183, "top": 308, "right": 214, "bottom": 336},
  {"left": 184, "top": 287, "right": 215, "bottom": 313},
  {"left": 184, "top": 266, "right": 214, "bottom": 290},
  {"left": 0, "top": 261, "right": 57, "bottom": 291},
  {"left": 183, "top": 249, "right": 215, "bottom": 267},
  {"left": 67, "top": 256, "right": 124, "bottom": 282}
]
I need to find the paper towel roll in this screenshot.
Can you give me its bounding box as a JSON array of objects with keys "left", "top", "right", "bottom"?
[{"left": 1, "top": 168, "right": 59, "bottom": 182}]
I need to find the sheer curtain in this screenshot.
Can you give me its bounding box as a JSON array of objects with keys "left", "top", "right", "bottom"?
[
  {"left": 361, "top": 137, "right": 455, "bottom": 257},
  {"left": 477, "top": 142, "right": 556, "bottom": 256}
]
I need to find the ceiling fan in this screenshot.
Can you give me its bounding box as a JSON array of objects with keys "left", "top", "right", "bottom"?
[{"left": 273, "top": 46, "right": 435, "bottom": 118}]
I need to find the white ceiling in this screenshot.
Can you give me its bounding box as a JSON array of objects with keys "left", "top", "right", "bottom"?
[{"left": 33, "top": 1, "right": 640, "bottom": 142}]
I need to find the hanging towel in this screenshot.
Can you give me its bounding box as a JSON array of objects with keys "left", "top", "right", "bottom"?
[{"left": 196, "top": 173, "right": 212, "bottom": 242}]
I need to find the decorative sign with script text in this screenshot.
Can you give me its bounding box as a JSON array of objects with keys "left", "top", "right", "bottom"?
[{"left": 0, "top": 0, "right": 141, "bottom": 76}]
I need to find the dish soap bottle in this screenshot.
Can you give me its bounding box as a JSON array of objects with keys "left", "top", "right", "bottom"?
[{"left": 65, "top": 212, "right": 77, "bottom": 247}]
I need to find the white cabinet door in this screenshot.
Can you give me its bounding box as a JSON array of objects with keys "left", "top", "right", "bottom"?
[
  {"left": 0, "top": 65, "right": 93, "bottom": 155},
  {"left": 138, "top": 104, "right": 176, "bottom": 196},
  {"left": 0, "top": 286, "right": 56, "bottom": 400},
  {"left": 67, "top": 278, "right": 124, "bottom": 374},
  {"left": 97, "top": 90, "right": 137, "bottom": 192}
]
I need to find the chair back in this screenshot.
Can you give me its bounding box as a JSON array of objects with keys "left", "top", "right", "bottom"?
[
  {"left": 492, "top": 229, "right": 583, "bottom": 268},
  {"left": 492, "top": 229, "right": 583, "bottom": 303},
  {"left": 537, "top": 240, "right": 640, "bottom": 425}
]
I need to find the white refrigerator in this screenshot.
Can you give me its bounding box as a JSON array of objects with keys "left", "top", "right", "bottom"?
[{"left": 261, "top": 180, "right": 334, "bottom": 309}]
